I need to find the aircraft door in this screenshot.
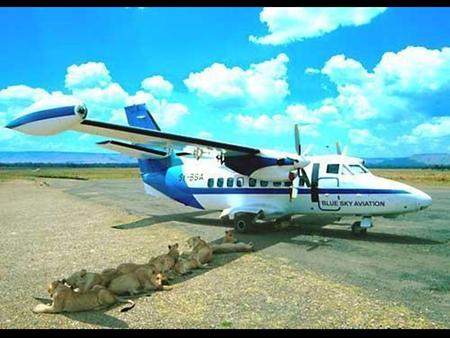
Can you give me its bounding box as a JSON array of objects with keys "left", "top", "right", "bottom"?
[
  {"left": 310, "top": 163, "right": 341, "bottom": 211},
  {"left": 318, "top": 177, "right": 341, "bottom": 211}
]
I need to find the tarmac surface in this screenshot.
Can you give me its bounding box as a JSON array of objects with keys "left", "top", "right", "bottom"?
[{"left": 0, "top": 178, "right": 448, "bottom": 328}]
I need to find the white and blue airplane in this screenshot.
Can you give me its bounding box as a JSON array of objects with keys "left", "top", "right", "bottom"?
[{"left": 5, "top": 103, "right": 432, "bottom": 235}]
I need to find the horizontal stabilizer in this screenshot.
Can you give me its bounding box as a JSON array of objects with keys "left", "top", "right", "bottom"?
[{"left": 96, "top": 140, "right": 168, "bottom": 159}]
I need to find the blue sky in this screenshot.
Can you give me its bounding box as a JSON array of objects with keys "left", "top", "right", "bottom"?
[{"left": 1, "top": 7, "right": 450, "bottom": 158}]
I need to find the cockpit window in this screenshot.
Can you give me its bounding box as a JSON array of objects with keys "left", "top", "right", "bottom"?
[
  {"left": 349, "top": 164, "right": 368, "bottom": 174},
  {"left": 326, "top": 164, "right": 340, "bottom": 174}
]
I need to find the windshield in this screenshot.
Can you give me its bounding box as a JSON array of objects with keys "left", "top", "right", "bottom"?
[{"left": 348, "top": 164, "right": 369, "bottom": 174}]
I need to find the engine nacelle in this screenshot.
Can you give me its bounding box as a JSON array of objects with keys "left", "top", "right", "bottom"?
[
  {"left": 5, "top": 104, "right": 88, "bottom": 136},
  {"left": 249, "top": 165, "right": 295, "bottom": 182}
]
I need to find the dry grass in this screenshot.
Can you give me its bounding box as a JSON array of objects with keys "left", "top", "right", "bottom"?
[{"left": 372, "top": 169, "right": 450, "bottom": 186}]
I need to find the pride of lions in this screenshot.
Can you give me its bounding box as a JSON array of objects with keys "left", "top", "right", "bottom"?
[{"left": 32, "top": 230, "right": 254, "bottom": 314}]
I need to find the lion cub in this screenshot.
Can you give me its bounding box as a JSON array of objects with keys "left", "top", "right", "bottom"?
[
  {"left": 187, "top": 236, "right": 213, "bottom": 265},
  {"left": 33, "top": 280, "right": 135, "bottom": 313},
  {"left": 108, "top": 266, "right": 166, "bottom": 296}
]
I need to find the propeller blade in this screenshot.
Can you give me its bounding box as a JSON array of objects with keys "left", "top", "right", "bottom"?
[
  {"left": 336, "top": 141, "right": 342, "bottom": 155},
  {"left": 300, "top": 168, "right": 311, "bottom": 187},
  {"left": 294, "top": 124, "right": 301, "bottom": 155},
  {"left": 291, "top": 176, "right": 299, "bottom": 200}
]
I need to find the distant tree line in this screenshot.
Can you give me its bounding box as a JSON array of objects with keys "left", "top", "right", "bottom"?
[{"left": 0, "top": 162, "right": 139, "bottom": 168}]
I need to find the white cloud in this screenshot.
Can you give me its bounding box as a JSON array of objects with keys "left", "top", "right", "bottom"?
[
  {"left": 65, "top": 62, "right": 112, "bottom": 90},
  {"left": 1, "top": 61, "right": 189, "bottom": 133},
  {"left": 305, "top": 67, "right": 320, "bottom": 75},
  {"left": 198, "top": 131, "right": 212, "bottom": 139},
  {"left": 234, "top": 103, "right": 326, "bottom": 136},
  {"left": 0, "top": 85, "right": 48, "bottom": 106},
  {"left": 318, "top": 46, "right": 450, "bottom": 122},
  {"left": 184, "top": 53, "right": 289, "bottom": 108},
  {"left": 141, "top": 75, "right": 173, "bottom": 97},
  {"left": 348, "top": 128, "right": 382, "bottom": 145},
  {"left": 411, "top": 116, "right": 450, "bottom": 138},
  {"left": 249, "top": 7, "right": 387, "bottom": 45}
]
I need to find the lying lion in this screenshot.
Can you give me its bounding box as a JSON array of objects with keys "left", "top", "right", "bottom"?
[
  {"left": 174, "top": 257, "right": 210, "bottom": 275},
  {"left": 210, "top": 241, "right": 254, "bottom": 254},
  {"left": 187, "top": 236, "right": 213, "bottom": 265},
  {"left": 108, "top": 265, "right": 171, "bottom": 296},
  {"left": 64, "top": 268, "right": 120, "bottom": 292},
  {"left": 32, "top": 280, "right": 135, "bottom": 313}
]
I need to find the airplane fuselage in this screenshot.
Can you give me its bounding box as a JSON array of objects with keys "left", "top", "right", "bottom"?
[{"left": 141, "top": 155, "right": 432, "bottom": 221}]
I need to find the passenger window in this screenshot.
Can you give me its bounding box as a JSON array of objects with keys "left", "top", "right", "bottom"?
[
  {"left": 326, "top": 164, "right": 340, "bottom": 174},
  {"left": 236, "top": 177, "right": 244, "bottom": 187},
  {"left": 260, "top": 180, "right": 268, "bottom": 187},
  {"left": 217, "top": 178, "right": 224, "bottom": 188},
  {"left": 249, "top": 178, "right": 256, "bottom": 187},
  {"left": 284, "top": 181, "right": 292, "bottom": 187},
  {"left": 273, "top": 182, "right": 282, "bottom": 187},
  {"left": 227, "top": 177, "right": 234, "bottom": 187},
  {"left": 207, "top": 178, "right": 214, "bottom": 188}
]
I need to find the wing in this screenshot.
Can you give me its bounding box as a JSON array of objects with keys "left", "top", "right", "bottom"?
[
  {"left": 5, "top": 104, "right": 260, "bottom": 157},
  {"left": 75, "top": 120, "right": 260, "bottom": 157}
]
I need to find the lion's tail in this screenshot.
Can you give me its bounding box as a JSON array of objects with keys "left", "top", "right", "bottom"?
[{"left": 117, "top": 298, "right": 136, "bottom": 312}]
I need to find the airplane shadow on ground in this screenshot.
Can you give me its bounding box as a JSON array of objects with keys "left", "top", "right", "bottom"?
[
  {"left": 114, "top": 211, "right": 441, "bottom": 246},
  {"left": 32, "top": 297, "right": 129, "bottom": 328}
]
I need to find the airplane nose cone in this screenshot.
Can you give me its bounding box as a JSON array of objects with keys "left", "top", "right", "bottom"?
[{"left": 416, "top": 190, "right": 432, "bottom": 210}]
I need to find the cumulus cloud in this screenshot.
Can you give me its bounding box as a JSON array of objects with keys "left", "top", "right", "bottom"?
[
  {"left": 348, "top": 128, "right": 382, "bottom": 145},
  {"left": 1, "top": 61, "right": 189, "bottom": 133},
  {"left": 141, "top": 75, "right": 173, "bottom": 97},
  {"left": 184, "top": 53, "right": 289, "bottom": 108},
  {"left": 65, "top": 62, "right": 112, "bottom": 90},
  {"left": 249, "top": 7, "right": 387, "bottom": 45},
  {"left": 233, "top": 102, "right": 336, "bottom": 136},
  {"left": 411, "top": 116, "right": 450, "bottom": 138},
  {"left": 317, "top": 46, "right": 450, "bottom": 122}
]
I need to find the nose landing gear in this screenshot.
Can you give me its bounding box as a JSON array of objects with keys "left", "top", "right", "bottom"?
[{"left": 351, "top": 216, "right": 372, "bottom": 236}]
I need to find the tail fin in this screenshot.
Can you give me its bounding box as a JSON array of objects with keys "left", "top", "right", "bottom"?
[{"left": 124, "top": 104, "right": 160, "bottom": 131}]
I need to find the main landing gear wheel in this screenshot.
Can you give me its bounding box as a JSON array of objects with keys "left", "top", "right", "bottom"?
[
  {"left": 351, "top": 221, "right": 367, "bottom": 236},
  {"left": 234, "top": 213, "right": 255, "bottom": 233}
]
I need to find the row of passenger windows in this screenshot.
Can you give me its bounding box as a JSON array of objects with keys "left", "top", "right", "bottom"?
[{"left": 207, "top": 177, "right": 292, "bottom": 188}]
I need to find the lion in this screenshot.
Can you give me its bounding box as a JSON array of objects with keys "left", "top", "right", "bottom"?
[
  {"left": 174, "top": 257, "right": 210, "bottom": 275},
  {"left": 186, "top": 236, "right": 213, "bottom": 265},
  {"left": 32, "top": 280, "right": 135, "bottom": 313},
  {"left": 210, "top": 241, "right": 254, "bottom": 254},
  {"left": 64, "top": 268, "right": 120, "bottom": 292},
  {"left": 223, "top": 229, "right": 238, "bottom": 243},
  {"left": 108, "top": 265, "right": 171, "bottom": 296},
  {"left": 148, "top": 243, "right": 180, "bottom": 277}
]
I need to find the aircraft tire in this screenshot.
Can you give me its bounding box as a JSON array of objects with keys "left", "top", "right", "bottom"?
[
  {"left": 351, "top": 221, "right": 367, "bottom": 236},
  {"left": 234, "top": 213, "right": 255, "bottom": 233}
]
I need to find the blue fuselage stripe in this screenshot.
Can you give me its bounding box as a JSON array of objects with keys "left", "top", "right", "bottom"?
[{"left": 186, "top": 188, "right": 410, "bottom": 195}]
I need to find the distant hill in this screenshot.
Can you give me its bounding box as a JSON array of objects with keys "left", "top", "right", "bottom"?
[
  {"left": 0, "top": 151, "right": 449, "bottom": 168},
  {"left": 364, "top": 153, "right": 450, "bottom": 168}
]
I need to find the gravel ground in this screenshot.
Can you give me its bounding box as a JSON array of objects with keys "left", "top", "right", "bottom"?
[{"left": 0, "top": 179, "right": 446, "bottom": 328}]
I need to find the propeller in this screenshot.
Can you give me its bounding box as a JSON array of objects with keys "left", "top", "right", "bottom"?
[
  {"left": 288, "top": 124, "right": 311, "bottom": 201},
  {"left": 336, "top": 141, "right": 348, "bottom": 156}
]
